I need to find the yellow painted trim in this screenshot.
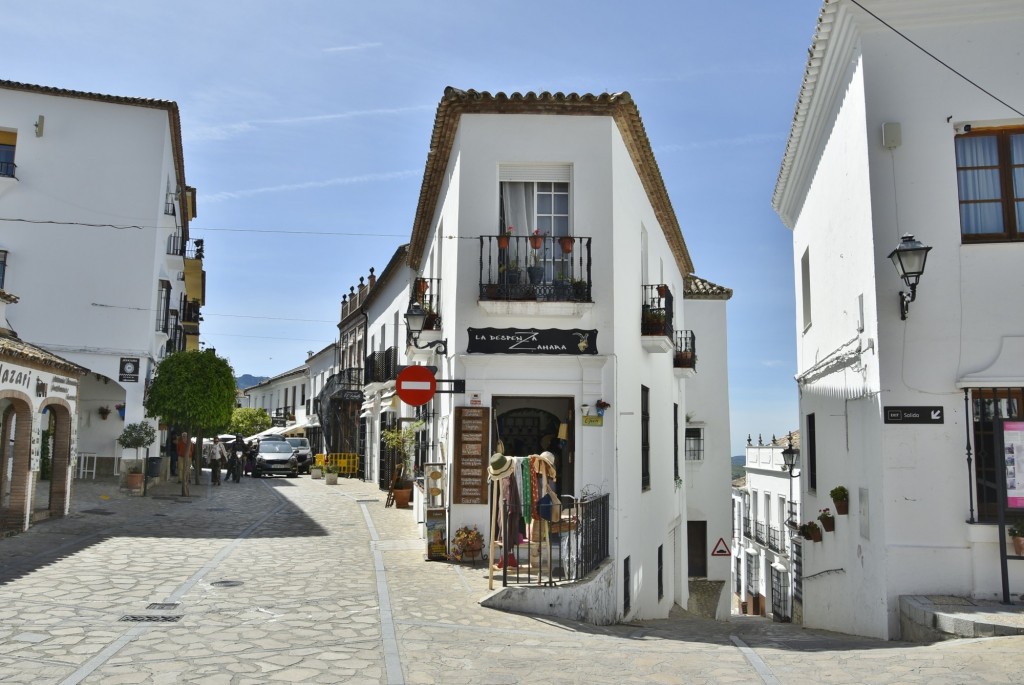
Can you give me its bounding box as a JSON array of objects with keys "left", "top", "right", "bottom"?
[{"left": 0, "top": 131, "right": 17, "bottom": 146}]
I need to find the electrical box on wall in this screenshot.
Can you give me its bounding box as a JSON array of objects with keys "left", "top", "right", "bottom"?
[{"left": 882, "top": 122, "right": 902, "bottom": 149}]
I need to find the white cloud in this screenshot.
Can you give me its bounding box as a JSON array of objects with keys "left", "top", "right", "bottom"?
[
  {"left": 204, "top": 169, "right": 420, "bottom": 203},
  {"left": 183, "top": 105, "right": 432, "bottom": 143},
  {"left": 323, "top": 42, "right": 383, "bottom": 53}
]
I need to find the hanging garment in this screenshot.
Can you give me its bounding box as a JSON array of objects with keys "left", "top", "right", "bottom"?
[{"left": 521, "top": 458, "right": 532, "bottom": 525}]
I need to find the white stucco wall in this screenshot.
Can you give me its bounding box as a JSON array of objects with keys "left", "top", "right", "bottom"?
[{"left": 778, "top": 2, "right": 1024, "bottom": 639}]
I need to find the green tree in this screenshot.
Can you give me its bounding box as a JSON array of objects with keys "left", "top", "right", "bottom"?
[
  {"left": 145, "top": 350, "right": 236, "bottom": 492},
  {"left": 229, "top": 407, "right": 272, "bottom": 437}
]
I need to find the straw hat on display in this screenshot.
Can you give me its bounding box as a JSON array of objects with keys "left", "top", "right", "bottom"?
[{"left": 488, "top": 452, "right": 514, "bottom": 480}]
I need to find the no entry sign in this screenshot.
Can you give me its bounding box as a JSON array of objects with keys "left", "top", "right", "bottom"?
[{"left": 396, "top": 365, "right": 437, "bottom": 406}]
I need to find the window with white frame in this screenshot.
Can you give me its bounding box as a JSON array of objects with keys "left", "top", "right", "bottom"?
[{"left": 499, "top": 165, "right": 572, "bottom": 279}]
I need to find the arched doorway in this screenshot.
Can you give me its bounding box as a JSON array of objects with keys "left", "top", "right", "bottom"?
[
  {"left": 38, "top": 398, "right": 73, "bottom": 519},
  {"left": 0, "top": 393, "right": 33, "bottom": 532}
]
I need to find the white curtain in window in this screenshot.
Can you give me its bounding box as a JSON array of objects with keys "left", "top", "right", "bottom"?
[
  {"left": 501, "top": 181, "right": 535, "bottom": 235},
  {"left": 956, "top": 136, "right": 1003, "bottom": 234}
]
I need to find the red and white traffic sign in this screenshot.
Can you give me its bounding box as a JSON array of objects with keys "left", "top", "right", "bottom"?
[
  {"left": 396, "top": 365, "right": 437, "bottom": 406},
  {"left": 711, "top": 538, "right": 731, "bottom": 557}
]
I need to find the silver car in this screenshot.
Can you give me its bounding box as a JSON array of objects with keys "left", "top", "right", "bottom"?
[
  {"left": 285, "top": 437, "right": 313, "bottom": 474},
  {"left": 252, "top": 441, "right": 298, "bottom": 478}
]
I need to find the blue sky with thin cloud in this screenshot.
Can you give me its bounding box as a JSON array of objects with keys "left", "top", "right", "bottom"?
[{"left": 5, "top": 0, "right": 824, "bottom": 454}]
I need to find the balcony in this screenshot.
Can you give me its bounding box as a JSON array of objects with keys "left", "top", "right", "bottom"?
[
  {"left": 166, "top": 233, "right": 184, "bottom": 257},
  {"left": 641, "top": 284, "right": 674, "bottom": 353},
  {"left": 478, "top": 235, "right": 592, "bottom": 309},
  {"left": 0, "top": 161, "right": 16, "bottom": 178},
  {"left": 673, "top": 330, "right": 697, "bottom": 378},
  {"left": 364, "top": 347, "right": 398, "bottom": 384},
  {"left": 412, "top": 277, "right": 443, "bottom": 332}
]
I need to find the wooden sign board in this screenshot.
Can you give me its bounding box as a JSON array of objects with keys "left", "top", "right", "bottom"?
[{"left": 453, "top": 406, "right": 489, "bottom": 505}]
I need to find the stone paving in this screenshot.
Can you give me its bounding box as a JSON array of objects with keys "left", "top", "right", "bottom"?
[{"left": 1, "top": 473, "right": 1023, "bottom": 684}]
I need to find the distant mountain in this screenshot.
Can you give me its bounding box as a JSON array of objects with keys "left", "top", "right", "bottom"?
[
  {"left": 236, "top": 374, "right": 268, "bottom": 390},
  {"left": 731, "top": 455, "right": 745, "bottom": 480}
]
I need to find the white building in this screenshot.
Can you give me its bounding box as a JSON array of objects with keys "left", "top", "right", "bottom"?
[
  {"left": 372, "top": 87, "right": 735, "bottom": 623},
  {"left": 0, "top": 80, "right": 203, "bottom": 480},
  {"left": 243, "top": 365, "right": 310, "bottom": 431},
  {"left": 772, "top": 0, "right": 1024, "bottom": 638},
  {"left": 733, "top": 433, "right": 802, "bottom": 623}
]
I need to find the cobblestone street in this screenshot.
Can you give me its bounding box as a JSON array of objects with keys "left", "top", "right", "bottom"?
[{"left": 1, "top": 474, "right": 1021, "bottom": 684}]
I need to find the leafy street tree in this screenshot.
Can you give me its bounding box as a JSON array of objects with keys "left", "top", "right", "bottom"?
[
  {"left": 229, "top": 407, "right": 272, "bottom": 437},
  {"left": 145, "top": 350, "right": 236, "bottom": 494}
]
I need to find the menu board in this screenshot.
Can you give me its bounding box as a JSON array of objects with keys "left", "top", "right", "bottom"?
[{"left": 453, "top": 407, "right": 489, "bottom": 504}]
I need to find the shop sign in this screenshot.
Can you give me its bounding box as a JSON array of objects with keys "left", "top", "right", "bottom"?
[
  {"left": 119, "top": 357, "right": 140, "bottom": 383},
  {"left": 467, "top": 328, "right": 598, "bottom": 355},
  {"left": 426, "top": 508, "right": 447, "bottom": 561},
  {"left": 883, "top": 406, "right": 943, "bottom": 424},
  {"left": 0, "top": 362, "right": 33, "bottom": 390},
  {"left": 582, "top": 415, "right": 604, "bottom": 427}
]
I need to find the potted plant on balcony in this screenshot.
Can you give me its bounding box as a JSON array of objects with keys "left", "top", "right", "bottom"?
[
  {"left": 829, "top": 485, "right": 849, "bottom": 514},
  {"left": 497, "top": 225, "right": 513, "bottom": 250},
  {"left": 559, "top": 235, "right": 574, "bottom": 253},
  {"left": 674, "top": 349, "right": 694, "bottom": 368},
  {"left": 527, "top": 247, "right": 544, "bottom": 285},
  {"left": 529, "top": 228, "right": 544, "bottom": 250},
  {"left": 641, "top": 308, "right": 666, "bottom": 335},
  {"left": 571, "top": 278, "right": 589, "bottom": 302},
  {"left": 1009, "top": 519, "right": 1024, "bottom": 556},
  {"left": 499, "top": 259, "right": 521, "bottom": 286}
]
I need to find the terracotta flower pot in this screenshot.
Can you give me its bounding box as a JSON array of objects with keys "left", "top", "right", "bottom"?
[
  {"left": 529, "top": 235, "right": 543, "bottom": 250},
  {"left": 1013, "top": 536, "right": 1024, "bottom": 556},
  {"left": 497, "top": 235, "right": 510, "bottom": 250},
  {"left": 126, "top": 472, "right": 143, "bottom": 491},
  {"left": 559, "top": 236, "right": 574, "bottom": 253},
  {"left": 820, "top": 516, "right": 835, "bottom": 532},
  {"left": 834, "top": 499, "right": 849, "bottom": 515},
  {"left": 394, "top": 488, "right": 413, "bottom": 509}
]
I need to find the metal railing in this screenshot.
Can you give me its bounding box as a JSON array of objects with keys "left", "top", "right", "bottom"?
[
  {"left": 365, "top": 347, "right": 398, "bottom": 384},
  {"left": 478, "top": 235, "right": 591, "bottom": 302},
  {"left": 674, "top": 330, "right": 697, "bottom": 369},
  {"left": 412, "top": 277, "right": 442, "bottom": 329},
  {"left": 641, "top": 284, "right": 674, "bottom": 336},
  {"left": 743, "top": 516, "right": 752, "bottom": 538},
  {"left": 166, "top": 233, "right": 184, "bottom": 257},
  {"left": 755, "top": 521, "right": 767, "bottom": 545},
  {"left": 0, "top": 161, "right": 16, "bottom": 178},
  {"left": 493, "top": 492, "right": 610, "bottom": 587},
  {"left": 768, "top": 525, "right": 784, "bottom": 553}
]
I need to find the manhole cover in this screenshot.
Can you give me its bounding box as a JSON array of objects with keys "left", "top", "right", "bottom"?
[
  {"left": 119, "top": 615, "right": 182, "bottom": 623},
  {"left": 211, "top": 580, "right": 244, "bottom": 588},
  {"left": 80, "top": 509, "right": 115, "bottom": 516},
  {"left": 146, "top": 603, "right": 179, "bottom": 610}
]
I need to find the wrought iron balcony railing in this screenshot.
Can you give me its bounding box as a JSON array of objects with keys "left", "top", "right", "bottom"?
[
  {"left": 674, "top": 330, "right": 697, "bottom": 369},
  {"left": 364, "top": 347, "right": 398, "bottom": 384},
  {"left": 412, "top": 277, "right": 442, "bottom": 330},
  {"left": 167, "top": 233, "right": 184, "bottom": 257},
  {"left": 641, "top": 284, "right": 674, "bottom": 336},
  {"left": 478, "top": 234, "right": 591, "bottom": 302}
]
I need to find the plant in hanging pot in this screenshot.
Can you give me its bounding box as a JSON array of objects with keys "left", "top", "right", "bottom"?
[
  {"left": 115, "top": 403, "right": 126, "bottom": 420},
  {"left": 804, "top": 520, "right": 823, "bottom": 542},
  {"left": 98, "top": 405, "right": 111, "bottom": 420},
  {"left": 559, "top": 235, "right": 574, "bottom": 253},
  {"left": 829, "top": 485, "right": 849, "bottom": 514},
  {"left": 1009, "top": 519, "right": 1024, "bottom": 556},
  {"left": 818, "top": 508, "right": 835, "bottom": 532},
  {"left": 529, "top": 228, "right": 544, "bottom": 250}
]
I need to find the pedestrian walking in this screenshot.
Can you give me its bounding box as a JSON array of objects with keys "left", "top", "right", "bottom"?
[
  {"left": 210, "top": 436, "right": 226, "bottom": 486},
  {"left": 176, "top": 431, "right": 192, "bottom": 497}
]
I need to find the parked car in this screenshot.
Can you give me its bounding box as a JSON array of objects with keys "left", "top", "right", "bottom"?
[
  {"left": 285, "top": 437, "right": 312, "bottom": 473},
  {"left": 252, "top": 441, "right": 298, "bottom": 478}
]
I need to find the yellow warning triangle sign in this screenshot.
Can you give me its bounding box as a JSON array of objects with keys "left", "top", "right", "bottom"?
[{"left": 711, "top": 537, "right": 731, "bottom": 556}]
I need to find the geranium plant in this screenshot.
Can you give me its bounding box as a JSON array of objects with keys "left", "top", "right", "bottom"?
[{"left": 818, "top": 507, "right": 834, "bottom": 521}]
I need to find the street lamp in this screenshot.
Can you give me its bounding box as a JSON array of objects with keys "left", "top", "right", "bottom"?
[
  {"left": 888, "top": 233, "right": 932, "bottom": 320},
  {"left": 781, "top": 433, "right": 800, "bottom": 526},
  {"left": 404, "top": 300, "right": 447, "bottom": 355}
]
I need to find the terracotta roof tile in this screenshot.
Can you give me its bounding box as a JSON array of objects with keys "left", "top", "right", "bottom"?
[{"left": 684, "top": 274, "right": 733, "bottom": 300}]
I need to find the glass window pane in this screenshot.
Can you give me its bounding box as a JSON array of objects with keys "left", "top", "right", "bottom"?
[
  {"left": 958, "top": 169, "right": 1002, "bottom": 201},
  {"left": 1011, "top": 134, "right": 1024, "bottom": 164},
  {"left": 961, "top": 202, "right": 1005, "bottom": 234},
  {"left": 1017, "top": 201, "right": 1024, "bottom": 233},
  {"left": 537, "top": 193, "right": 551, "bottom": 214},
  {"left": 554, "top": 182, "right": 568, "bottom": 193},
  {"left": 554, "top": 194, "right": 569, "bottom": 214},
  {"left": 1014, "top": 167, "right": 1024, "bottom": 198},
  {"left": 537, "top": 216, "right": 552, "bottom": 233},
  {"left": 956, "top": 136, "right": 999, "bottom": 167},
  {"left": 536, "top": 181, "right": 552, "bottom": 192},
  {"left": 553, "top": 216, "right": 569, "bottom": 234}
]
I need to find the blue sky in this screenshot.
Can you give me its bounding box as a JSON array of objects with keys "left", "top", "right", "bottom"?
[{"left": 6, "top": 1, "right": 822, "bottom": 455}]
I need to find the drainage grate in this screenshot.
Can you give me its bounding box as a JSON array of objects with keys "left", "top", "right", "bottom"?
[
  {"left": 211, "top": 580, "right": 244, "bottom": 588},
  {"left": 146, "top": 603, "right": 179, "bottom": 610},
  {"left": 80, "top": 509, "right": 115, "bottom": 516},
  {"left": 119, "top": 615, "right": 182, "bottom": 623}
]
